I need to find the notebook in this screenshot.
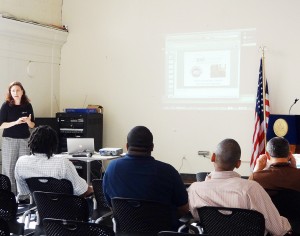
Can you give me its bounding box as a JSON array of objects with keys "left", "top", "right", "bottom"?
[{"left": 67, "top": 138, "right": 95, "bottom": 154}]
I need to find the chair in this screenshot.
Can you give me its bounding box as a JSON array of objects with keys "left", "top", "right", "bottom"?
[
  {"left": 91, "top": 179, "right": 113, "bottom": 222},
  {"left": 33, "top": 191, "right": 90, "bottom": 222},
  {"left": 43, "top": 218, "right": 113, "bottom": 236},
  {"left": 33, "top": 191, "right": 90, "bottom": 235},
  {"left": 0, "top": 174, "right": 11, "bottom": 192},
  {"left": 25, "top": 177, "right": 73, "bottom": 195},
  {"left": 111, "top": 197, "right": 173, "bottom": 236},
  {"left": 158, "top": 231, "right": 204, "bottom": 235},
  {"left": 0, "top": 189, "right": 25, "bottom": 235},
  {"left": 267, "top": 189, "right": 300, "bottom": 234},
  {"left": 196, "top": 206, "right": 265, "bottom": 236},
  {"left": 20, "top": 177, "right": 74, "bottom": 229},
  {"left": 0, "top": 218, "right": 10, "bottom": 236},
  {"left": 241, "top": 176, "right": 249, "bottom": 179},
  {"left": 195, "top": 172, "right": 210, "bottom": 182},
  {"left": 0, "top": 175, "right": 36, "bottom": 233}
]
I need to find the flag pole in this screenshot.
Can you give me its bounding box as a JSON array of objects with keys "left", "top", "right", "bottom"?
[{"left": 261, "top": 46, "right": 267, "bottom": 149}]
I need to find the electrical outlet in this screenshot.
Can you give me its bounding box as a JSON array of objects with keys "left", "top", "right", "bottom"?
[{"left": 198, "top": 151, "right": 210, "bottom": 157}]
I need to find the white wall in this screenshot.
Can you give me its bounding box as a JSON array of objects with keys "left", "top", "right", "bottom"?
[
  {"left": 0, "top": 0, "right": 62, "bottom": 27},
  {"left": 60, "top": 0, "right": 300, "bottom": 176},
  {"left": 0, "top": 17, "right": 67, "bottom": 117},
  {"left": 2, "top": 1, "right": 300, "bottom": 176}
]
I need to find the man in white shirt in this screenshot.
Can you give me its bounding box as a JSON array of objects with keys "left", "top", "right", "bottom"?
[
  {"left": 188, "top": 138, "right": 291, "bottom": 236},
  {"left": 15, "top": 125, "right": 93, "bottom": 198}
]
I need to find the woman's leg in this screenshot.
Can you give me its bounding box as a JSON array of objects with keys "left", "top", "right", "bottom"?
[{"left": 2, "top": 137, "right": 20, "bottom": 194}]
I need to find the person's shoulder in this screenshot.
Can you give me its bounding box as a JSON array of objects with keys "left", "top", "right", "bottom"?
[
  {"left": 154, "top": 159, "right": 177, "bottom": 170},
  {"left": 105, "top": 157, "right": 120, "bottom": 168},
  {"left": 24, "top": 102, "right": 33, "bottom": 108},
  {"left": 244, "top": 177, "right": 266, "bottom": 190},
  {"left": 48, "top": 154, "right": 69, "bottom": 164},
  {"left": 288, "top": 166, "right": 300, "bottom": 172},
  {"left": 17, "top": 155, "right": 28, "bottom": 160},
  {"left": 250, "top": 169, "right": 273, "bottom": 178},
  {"left": 189, "top": 181, "right": 203, "bottom": 188},
  {"left": 16, "top": 155, "right": 31, "bottom": 165},
  {"left": 53, "top": 154, "right": 69, "bottom": 161},
  {"left": 0, "top": 102, "right": 8, "bottom": 108}
]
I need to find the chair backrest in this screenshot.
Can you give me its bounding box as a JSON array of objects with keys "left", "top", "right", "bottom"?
[
  {"left": 0, "top": 174, "right": 11, "bottom": 192},
  {"left": 267, "top": 189, "right": 300, "bottom": 234},
  {"left": 241, "top": 176, "right": 249, "bottom": 179},
  {"left": 0, "top": 189, "right": 18, "bottom": 222},
  {"left": 91, "top": 179, "right": 111, "bottom": 214},
  {"left": 33, "top": 191, "right": 90, "bottom": 223},
  {"left": 195, "top": 172, "right": 209, "bottom": 182},
  {"left": 0, "top": 218, "right": 10, "bottom": 236},
  {"left": 43, "top": 218, "right": 113, "bottom": 236},
  {"left": 197, "top": 206, "right": 265, "bottom": 236},
  {"left": 0, "top": 190, "right": 24, "bottom": 235},
  {"left": 25, "top": 177, "right": 73, "bottom": 195},
  {"left": 112, "top": 197, "right": 173, "bottom": 235},
  {"left": 158, "top": 231, "right": 204, "bottom": 236}
]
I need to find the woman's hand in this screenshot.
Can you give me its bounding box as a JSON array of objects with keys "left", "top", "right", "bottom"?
[
  {"left": 15, "top": 117, "right": 26, "bottom": 125},
  {"left": 21, "top": 114, "right": 35, "bottom": 128},
  {"left": 22, "top": 114, "right": 32, "bottom": 125}
]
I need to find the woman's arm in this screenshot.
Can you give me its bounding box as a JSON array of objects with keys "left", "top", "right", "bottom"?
[{"left": 0, "top": 117, "right": 26, "bottom": 129}]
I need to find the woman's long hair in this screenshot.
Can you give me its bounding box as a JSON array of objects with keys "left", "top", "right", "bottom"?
[{"left": 5, "top": 81, "right": 30, "bottom": 106}]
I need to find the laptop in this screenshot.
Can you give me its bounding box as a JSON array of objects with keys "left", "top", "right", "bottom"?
[{"left": 67, "top": 138, "right": 95, "bottom": 154}]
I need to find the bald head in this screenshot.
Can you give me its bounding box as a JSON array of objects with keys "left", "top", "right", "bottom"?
[{"left": 214, "top": 139, "right": 241, "bottom": 171}]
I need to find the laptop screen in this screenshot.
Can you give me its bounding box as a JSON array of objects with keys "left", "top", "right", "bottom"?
[{"left": 67, "top": 138, "right": 95, "bottom": 154}]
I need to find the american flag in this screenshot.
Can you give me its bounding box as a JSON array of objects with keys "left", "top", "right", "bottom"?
[{"left": 250, "top": 58, "right": 270, "bottom": 170}]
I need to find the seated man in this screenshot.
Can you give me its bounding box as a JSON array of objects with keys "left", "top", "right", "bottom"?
[
  {"left": 103, "top": 126, "right": 189, "bottom": 228},
  {"left": 188, "top": 138, "right": 291, "bottom": 236},
  {"left": 249, "top": 137, "right": 300, "bottom": 191},
  {"left": 15, "top": 125, "right": 93, "bottom": 198}
]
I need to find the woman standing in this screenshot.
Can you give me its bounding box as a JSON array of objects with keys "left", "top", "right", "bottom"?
[{"left": 0, "top": 81, "right": 35, "bottom": 194}]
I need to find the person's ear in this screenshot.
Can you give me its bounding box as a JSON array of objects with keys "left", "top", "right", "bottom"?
[
  {"left": 126, "top": 143, "right": 129, "bottom": 150},
  {"left": 211, "top": 153, "right": 216, "bottom": 163},
  {"left": 265, "top": 152, "right": 271, "bottom": 160},
  {"left": 235, "top": 160, "right": 241, "bottom": 169},
  {"left": 150, "top": 143, "right": 154, "bottom": 151}
]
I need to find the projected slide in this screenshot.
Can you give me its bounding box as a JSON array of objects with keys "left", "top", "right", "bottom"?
[{"left": 164, "top": 28, "right": 256, "bottom": 110}]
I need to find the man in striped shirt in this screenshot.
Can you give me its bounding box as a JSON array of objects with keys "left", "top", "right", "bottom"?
[{"left": 188, "top": 138, "right": 291, "bottom": 236}]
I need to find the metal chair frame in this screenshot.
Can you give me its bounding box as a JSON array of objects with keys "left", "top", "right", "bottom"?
[{"left": 91, "top": 179, "right": 113, "bottom": 224}]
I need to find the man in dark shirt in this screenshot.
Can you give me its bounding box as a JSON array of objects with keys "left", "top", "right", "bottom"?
[
  {"left": 103, "top": 126, "right": 189, "bottom": 226},
  {"left": 249, "top": 137, "right": 300, "bottom": 191}
]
